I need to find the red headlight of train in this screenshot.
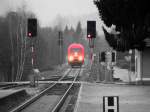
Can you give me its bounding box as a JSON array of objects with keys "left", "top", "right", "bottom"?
[
  {"left": 78, "top": 56, "right": 83, "bottom": 61},
  {"left": 68, "top": 55, "right": 74, "bottom": 62}
]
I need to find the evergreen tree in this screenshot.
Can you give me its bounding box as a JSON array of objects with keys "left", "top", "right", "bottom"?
[
  {"left": 64, "top": 25, "right": 69, "bottom": 34},
  {"left": 94, "top": 0, "right": 150, "bottom": 51},
  {"left": 74, "top": 21, "right": 83, "bottom": 43},
  {"left": 76, "top": 22, "right": 82, "bottom": 37},
  {"left": 69, "top": 26, "right": 75, "bottom": 43}
]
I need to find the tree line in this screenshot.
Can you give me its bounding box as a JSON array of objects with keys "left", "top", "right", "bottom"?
[{"left": 0, "top": 10, "right": 89, "bottom": 81}]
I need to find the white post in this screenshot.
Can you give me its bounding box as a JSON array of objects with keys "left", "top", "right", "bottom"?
[
  {"left": 90, "top": 48, "right": 93, "bottom": 70},
  {"left": 135, "top": 50, "right": 142, "bottom": 84}
]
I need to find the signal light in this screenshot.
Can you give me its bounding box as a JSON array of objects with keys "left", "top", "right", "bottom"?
[
  {"left": 112, "top": 52, "right": 116, "bottom": 62},
  {"left": 100, "top": 52, "right": 106, "bottom": 62},
  {"left": 27, "top": 18, "right": 37, "bottom": 37},
  {"left": 87, "top": 21, "right": 96, "bottom": 38},
  {"left": 78, "top": 56, "right": 83, "bottom": 61},
  {"left": 87, "top": 34, "right": 91, "bottom": 38},
  {"left": 28, "top": 32, "right": 32, "bottom": 37}
]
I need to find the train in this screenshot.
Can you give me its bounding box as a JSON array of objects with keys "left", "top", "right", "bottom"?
[{"left": 68, "top": 43, "right": 84, "bottom": 67}]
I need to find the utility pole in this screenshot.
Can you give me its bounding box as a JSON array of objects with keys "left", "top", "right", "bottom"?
[{"left": 58, "top": 31, "right": 63, "bottom": 67}]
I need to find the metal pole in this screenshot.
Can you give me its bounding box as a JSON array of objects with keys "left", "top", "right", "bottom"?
[
  {"left": 31, "top": 45, "right": 34, "bottom": 68},
  {"left": 58, "top": 31, "right": 62, "bottom": 67},
  {"left": 31, "top": 42, "right": 35, "bottom": 86},
  {"left": 31, "top": 39, "right": 35, "bottom": 69},
  {"left": 90, "top": 48, "right": 93, "bottom": 70},
  {"left": 31, "top": 40, "right": 38, "bottom": 86},
  {"left": 61, "top": 42, "right": 63, "bottom": 65},
  {"left": 60, "top": 44, "right": 62, "bottom": 67},
  {"left": 128, "top": 50, "right": 132, "bottom": 83},
  {"left": 104, "top": 64, "right": 107, "bottom": 82},
  {"left": 130, "top": 56, "right": 132, "bottom": 82},
  {"left": 128, "top": 60, "right": 131, "bottom": 83}
]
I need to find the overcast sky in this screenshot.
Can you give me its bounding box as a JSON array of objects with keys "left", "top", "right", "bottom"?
[{"left": 0, "top": 0, "right": 98, "bottom": 27}]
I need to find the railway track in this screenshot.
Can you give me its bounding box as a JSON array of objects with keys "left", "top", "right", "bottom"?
[
  {"left": 51, "top": 68, "right": 81, "bottom": 112},
  {"left": 0, "top": 66, "right": 69, "bottom": 90},
  {"left": 10, "top": 68, "right": 81, "bottom": 112},
  {"left": 0, "top": 83, "right": 29, "bottom": 90}
]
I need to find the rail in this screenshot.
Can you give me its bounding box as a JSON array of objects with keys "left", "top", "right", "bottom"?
[
  {"left": 51, "top": 68, "right": 81, "bottom": 112},
  {"left": 10, "top": 68, "right": 72, "bottom": 112}
]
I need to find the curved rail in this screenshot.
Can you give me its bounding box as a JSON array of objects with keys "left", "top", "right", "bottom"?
[{"left": 10, "top": 68, "right": 72, "bottom": 112}]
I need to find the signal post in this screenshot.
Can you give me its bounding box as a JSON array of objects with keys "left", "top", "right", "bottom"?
[
  {"left": 87, "top": 20, "right": 102, "bottom": 82},
  {"left": 27, "top": 18, "right": 37, "bottom": 68},
  {"left": 27, "top": 18, "right": 38, "bottom": 87},
  {"left": 87, "top": 21, "right": 96, "bottom": 68},
  {"left": 58, "top": 31, "right": 63, "bottom": 67}
]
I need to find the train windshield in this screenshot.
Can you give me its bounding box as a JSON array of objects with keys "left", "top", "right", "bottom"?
[{"left": 71, "top": 48, "right": 81, "bottom": 52}]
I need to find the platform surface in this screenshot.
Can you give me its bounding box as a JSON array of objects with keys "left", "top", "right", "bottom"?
[
  {"left": 0, "top": 89, "right": 25, "bottom": 99},
  {"left": 74, "top": 83, "right": 150, "bottom": 112}
]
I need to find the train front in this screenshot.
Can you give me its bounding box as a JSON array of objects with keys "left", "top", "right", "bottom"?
[{"left": 68, "top": 43, "right": 84, "bottom": 67}]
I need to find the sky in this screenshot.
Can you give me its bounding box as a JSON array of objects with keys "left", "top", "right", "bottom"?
[{"left": 0, "top": 0, "right": 99, "bottom": 27}]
